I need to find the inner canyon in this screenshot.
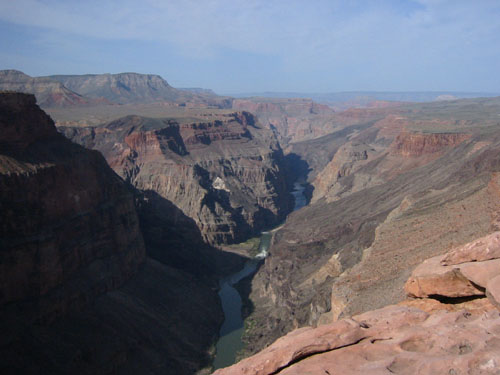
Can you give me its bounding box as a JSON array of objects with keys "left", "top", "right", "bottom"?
[{"left": 2, "top": 69, "right": 500, "bottom": 375}]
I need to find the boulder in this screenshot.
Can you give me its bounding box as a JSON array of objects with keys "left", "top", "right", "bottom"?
[{"left": 404, "top": 255, "right": 484, "bottom": 298}]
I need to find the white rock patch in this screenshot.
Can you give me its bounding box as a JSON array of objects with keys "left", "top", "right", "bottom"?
[{"left": 213, "top": 177, "right": 230, "bottom": 192}]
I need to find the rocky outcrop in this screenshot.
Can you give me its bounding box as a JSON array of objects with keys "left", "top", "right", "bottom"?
[
  {"left": 215, "top": 234, "right": 500, "bottom": 375},
  {"left": 441, "top": 232, "right": 500, "bottom": 265},
  {"left": 216, "top": 306, "right": 500, "bottom": 375},
  {"left": 61, "top": 112, "right": 292, "bottom": 244},
  {"left": 405, "top": 231, "right": 500, "bottom": 306},
  {"left": 48, "top": 72, "right": 232, "bottom": 107},
  {"left": 311, "top": 141, "right": 379, "bottom": 203},
  {"left": 232, "top": 98, "right": 336, "bottom": 145},
  {"left": 0, "top": 92, "right": 227, "bottom": 375},
  {"left": 0, "top": 92, "right": 145, "bottom": 322},
  {"left": 390, "top": 131, "right": 471, "bottom": 157},
  {"left": 0, "top": 70, "right": 102, "bottom": 107}
]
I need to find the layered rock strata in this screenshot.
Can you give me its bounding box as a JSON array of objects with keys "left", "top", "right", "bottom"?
[
  {"left": 0, "top": 92, "right": 225, "bottom": 375},
  {"left": 232, "top": 98, "right": 335, "bottom": 145},
  {"left": 61, "top": 112, "right": 292, "bottom": 244},
  {"left": 239, "top": 97, "right": 500, "bottom": 356}
]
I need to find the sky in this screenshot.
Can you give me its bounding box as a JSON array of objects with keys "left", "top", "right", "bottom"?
[{"left": 1, "top": 0, "right": 500, "bottom": 94}]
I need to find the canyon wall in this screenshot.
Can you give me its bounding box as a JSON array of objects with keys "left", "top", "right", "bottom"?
[
  {"left": 0, "top": 92, "right": 145, "bottom": 321},
  {"left": 232, "top": 98, "right": 335, "bottom": 145},
  {"left": 0, "top": 93, "right": 225, "bottom": 375},
  {"left": 238, "top": 98, "right": 500, "bottom": 357},
  {"left": 61, "top": 111, "right": 292, "bottom": 245}
]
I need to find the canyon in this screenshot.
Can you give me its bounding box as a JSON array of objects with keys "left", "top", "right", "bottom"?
[
  {"left": 60, "top": 111, "right": 292, "bottom": 245},
  {"left": 0, "top": 92, "right": 234, "bottom": 374},
  {"left": 236, "top": 96, "right": 500, "bottom": 358},
  {"left": 215, "top": 232, "right": 500, "bottom": 375},
  {"left": 2, "top": 69, "right": 500, "bottom": 375}
]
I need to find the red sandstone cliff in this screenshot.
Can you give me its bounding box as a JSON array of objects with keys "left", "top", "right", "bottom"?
[{"left": 390, "top": 131, "right": 471, "bottom": 157}]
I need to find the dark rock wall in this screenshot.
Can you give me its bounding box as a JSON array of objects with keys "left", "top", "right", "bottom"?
[{"left": 0, "top": 93, "right": 227, "bottom": 375}]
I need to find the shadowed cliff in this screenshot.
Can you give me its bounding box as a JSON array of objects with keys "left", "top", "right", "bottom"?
[{"left": 0, "top": 92, "right": 243, "bottom": 375}]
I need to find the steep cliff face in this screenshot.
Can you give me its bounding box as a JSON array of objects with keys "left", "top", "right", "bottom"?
[
  {"left": 238, "top": 97, "right": 500, "bottom": 357},
  {"left": 232, "top": 98, "right": 337, "bottom": 145},
  {"left": 311, "top": 141, "right": 380, "bottom": 203},
  {"left": 0, "top": 70, "right": 102, "bottom": 107},
  {"left": 390, "top": 131, "right": 471, "bottom": 157},
  {"left": 61, "top": 112, "right": 292, "bottom": 244},
  {"left": 311, "top": 129, "right": 471, "bottom": 203},
  {"left": 0, "top": 92, "right": 145, "bottom": 322},
  {"left": 0, "top": 92, "right": 226, "bottom": 375}
]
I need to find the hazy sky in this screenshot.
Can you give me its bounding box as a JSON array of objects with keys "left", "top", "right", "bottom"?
[{"left": 1, "top": 0, "right": 499, "bottom": 94}]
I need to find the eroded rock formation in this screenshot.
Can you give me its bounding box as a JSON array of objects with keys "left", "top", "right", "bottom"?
[
  {"left": 390, "top": 131, "right": 471, "bottom": 157},
  {"left": 61, "top": 111, "right": 292, "bottom": 244},
  {"left": 238, "top": 97, "right": 500, "bottom": 357},
  {"left": 232, "top": 98, "right": 335, "bottom": 145},
  {"left": 215, "top": 233, "right": 500, "bottom": 375},
  {"left": 48, "top": 72, "right": 231, "bottom": 107},
  {"left": 0, "top": 92, "right": 226, "bottom": 375}
]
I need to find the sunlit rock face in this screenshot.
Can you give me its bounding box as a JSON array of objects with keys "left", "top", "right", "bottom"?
[
  {"left": 61, "top": 111, "right": 292, "bottom": 245},
  {"left": 215, "top": 232, "right": 500, "bottom": 375},
  {"left": 238, "top": 97, "right": 500, "bottom": 357}
]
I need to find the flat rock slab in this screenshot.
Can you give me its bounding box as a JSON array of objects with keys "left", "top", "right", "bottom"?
[
  {"left": 404, "top": 255, "right": 484, "bottom": 298},
  {"left": 214, "top": 306, "right": 500, "bottom": 375},
  {"left": 459, "top": 258, "right": 500, "bottom": 288},
  {"left": 213, "top": 319, "right": 368, "bottom": 375},
  {"left": 441, "top": 231, "right": 500, "bottom": 265}
]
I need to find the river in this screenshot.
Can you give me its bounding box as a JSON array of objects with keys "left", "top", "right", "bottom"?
[{"left": 212, "top": 182, "right": 306, "bottom": 370}]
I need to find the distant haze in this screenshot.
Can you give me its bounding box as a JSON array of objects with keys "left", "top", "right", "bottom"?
[
  {"left": 229, "top": 91, "right": 500, "bottom": 104},
  {"left": 1, "top": 1, "right": 500, "bottom": 93}
]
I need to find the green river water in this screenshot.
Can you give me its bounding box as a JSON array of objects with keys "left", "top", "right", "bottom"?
[{"left": 212, "top": 182, "right": 306, "bottom": 370}]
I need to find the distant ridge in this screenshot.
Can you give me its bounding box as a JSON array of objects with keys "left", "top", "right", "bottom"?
[
  {"left": 229, "top": 91, "right": 500, "bottom": 105},
  {"left": 0, "top": 70, "right": 231, "bottom": 108},
  {"left": 48, "top": 72, "right": 188, "bottom": 104},
  {"left": 47, "top": 73, "right": 230, "bottom": 106},
  {"left": 0, "top": 70, "right": 101, "bottom": 107}
]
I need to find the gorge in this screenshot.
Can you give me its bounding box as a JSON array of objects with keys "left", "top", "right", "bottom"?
[
  {"left": 2, "top": 70, "right": 500, "bottom": 375},
  {"left": 213, "top": 182, "right": 307, "bottom": 370}
]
